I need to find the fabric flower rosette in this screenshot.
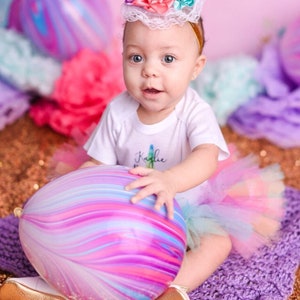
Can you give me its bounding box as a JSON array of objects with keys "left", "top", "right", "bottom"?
[
  {"left": 0, "top": 80, "right": 31, "bottom": 131},
  {"left": 30, "top": 49, "right": 125, "bottom": 137},
  {"left": 0, "top": 27, "right": 61, "bottom": 130},
  {"left": 228, "top": 36, "right": 300, "bottom": 149},
  {"left": 193, "top": 55, "right": 264, "bottom": 126}
]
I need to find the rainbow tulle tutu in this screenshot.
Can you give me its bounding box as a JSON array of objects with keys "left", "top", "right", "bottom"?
[{"left": 181, "top": 147, "right": 285, "bottom": 258}]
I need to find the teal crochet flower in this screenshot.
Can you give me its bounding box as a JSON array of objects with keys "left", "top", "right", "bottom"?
[
  {"left": 192, "top": 55, "right": 264, "bottom": 125},
  {"left": 174, "top": 0, "right": 194, "bottom": 10},
  {"left": 0, "top": 28, "right": 61, "bottom": 95}
]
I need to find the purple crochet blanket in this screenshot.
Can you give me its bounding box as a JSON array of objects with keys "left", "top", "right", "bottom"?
[{"left": 0, "top": 187, "right": 299, "bottom": 299}]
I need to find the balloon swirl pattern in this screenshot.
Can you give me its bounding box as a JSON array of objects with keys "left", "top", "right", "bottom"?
[
  {"left": 19, "top": 165, "right": 186, "bottom": 299},
  {"left": 11, "top": 0, "right": 114, "bottom": 60}
]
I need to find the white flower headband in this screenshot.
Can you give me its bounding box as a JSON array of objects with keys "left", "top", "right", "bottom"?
[{"left": 122, "top": 0, "right": 206, "bottom": 30}]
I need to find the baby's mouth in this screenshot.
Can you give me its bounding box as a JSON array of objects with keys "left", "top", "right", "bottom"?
[{"left": 143, "top": 88, "right": 161, "bottom": 94}]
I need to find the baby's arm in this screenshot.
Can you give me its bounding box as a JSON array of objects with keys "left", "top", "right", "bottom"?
[{"left": 125, "top": 143, "right": 219, "bottom": 219}]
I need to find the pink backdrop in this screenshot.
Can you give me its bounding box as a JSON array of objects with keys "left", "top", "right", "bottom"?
[{"left": 202, "top": 0, "right": 300, "bottom": 59}]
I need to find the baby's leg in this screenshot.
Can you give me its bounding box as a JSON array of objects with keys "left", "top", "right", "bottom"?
[{"left": 173, "top": 234, "right": 232, "bottom": 291}]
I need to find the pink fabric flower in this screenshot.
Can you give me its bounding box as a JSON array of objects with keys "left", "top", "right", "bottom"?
[
  {"left": 126, "top": 0, "right": 175, "bottom": 14},
  {"left": 30, "top": 48, "right": 125, "bottom": 136}
]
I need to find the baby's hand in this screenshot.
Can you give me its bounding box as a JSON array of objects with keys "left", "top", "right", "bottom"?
[{"left": 125, "top": 167, "right": 177, "bottom": 219}]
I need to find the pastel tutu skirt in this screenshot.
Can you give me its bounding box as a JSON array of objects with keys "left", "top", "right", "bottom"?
[{"left": 180, "top": 147, "right": 285, "bottom": 258}]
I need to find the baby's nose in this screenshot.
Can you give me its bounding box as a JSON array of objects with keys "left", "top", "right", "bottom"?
[{"left": 142, "top": 62, "right": 159, "bottom": 78}]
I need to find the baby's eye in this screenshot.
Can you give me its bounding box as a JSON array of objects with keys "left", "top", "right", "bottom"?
[
  {"left": 163, "top": 55, "right": 175, "bottom": 64},
  {"left": 130, "top": 54, "right": 143, "bottom": 63}
]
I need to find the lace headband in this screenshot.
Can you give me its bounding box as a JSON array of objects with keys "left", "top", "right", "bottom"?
[{"left": 122, "top": 0, "right": 206, "bottom": 30}]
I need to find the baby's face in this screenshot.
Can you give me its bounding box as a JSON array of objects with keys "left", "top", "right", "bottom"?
[{"left": 122, "top": 21, "right": 206, "bottom": 123}]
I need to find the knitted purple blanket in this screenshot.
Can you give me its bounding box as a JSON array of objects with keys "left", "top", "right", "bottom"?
[{"left": 1, "top": 187, "right": 299, "bottom": 299}]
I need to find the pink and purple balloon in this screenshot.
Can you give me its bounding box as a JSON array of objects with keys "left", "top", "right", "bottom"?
[
  {"left": 19, "top": 165, "right": 186, "bottom": 299},
  {"left": 0, "top": 0, "right": 14, "bottom": 28},
  {"left": 9, "top": 0, "right": 114, "bottom": 61},
  {"left": 280, "top": 17, "right": 300, "bottom": 85}
]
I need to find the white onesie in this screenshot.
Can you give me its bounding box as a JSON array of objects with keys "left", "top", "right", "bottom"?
[{"left": 84, "top": 87, "right": 229, "bottom": 171}]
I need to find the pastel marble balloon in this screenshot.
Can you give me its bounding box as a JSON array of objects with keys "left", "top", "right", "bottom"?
[
  {"left": 10, "top": 0, "right": 114, "bottom": 60},
  {"left": 19, "top": 165, "right": 186, "bottom": 300},
  {"left": 0, "top": 0, "right": 14, "bottom": 27},
  {"left": 280, "top": 17, "right": 300, "bottom": 85}
]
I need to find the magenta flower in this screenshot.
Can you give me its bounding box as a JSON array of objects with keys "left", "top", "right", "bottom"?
[{"left": 125, "top": 0, "right": 175, "bottom": 14}]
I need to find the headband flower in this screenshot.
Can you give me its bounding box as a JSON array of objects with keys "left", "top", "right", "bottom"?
[
  {"left": 125, "top": 0, "right": 174, "bottom": 14},
  {"left": 125, "top": 0, "right": 195, "bottom": 14},
  {"left": 123, "top": 0, "right": 203, "bottom": 29},
  {"left": 174, "top": 0, "right": 195, "bottom": 10}
]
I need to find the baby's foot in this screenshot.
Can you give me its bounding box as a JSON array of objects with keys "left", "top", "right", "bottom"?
[
  {"left": 0, "top": 276, "right": 65, "bottom": 300},
  {"left": 156, "top": 284, "right": 190, "bottom": 300}
]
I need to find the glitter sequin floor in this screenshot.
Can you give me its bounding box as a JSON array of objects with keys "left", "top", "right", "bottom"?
[{"left": 0, "top": 114, "right": 299, "bottom": 298}]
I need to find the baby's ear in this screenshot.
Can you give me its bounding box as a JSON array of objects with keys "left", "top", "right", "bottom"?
[{"left": 192, "top": 54, "right": 206, "bottom": 80}]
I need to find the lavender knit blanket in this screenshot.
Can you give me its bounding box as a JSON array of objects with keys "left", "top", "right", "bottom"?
[{"left": 1, "top": 187, "right": 299, "bottom": 299}]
